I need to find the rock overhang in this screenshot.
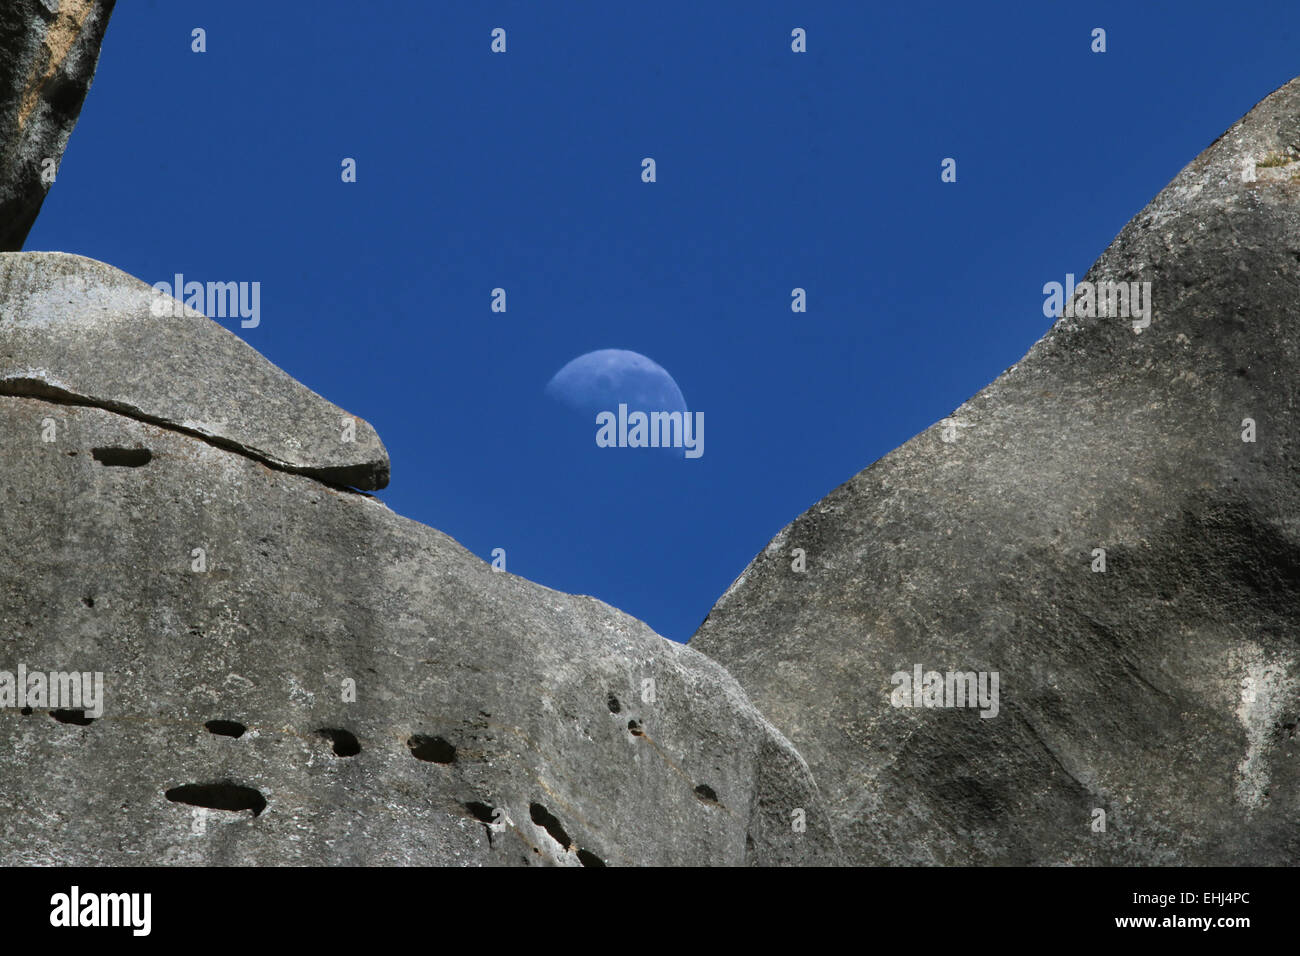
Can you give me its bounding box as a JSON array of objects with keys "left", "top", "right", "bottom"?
[{"left": 0, "top": 251, "right": 390, "bottom": 490}]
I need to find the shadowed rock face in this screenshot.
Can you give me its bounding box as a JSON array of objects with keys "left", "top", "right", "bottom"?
[
  {"left": 0, "top": 256, "right": 838, "bottom": 865},
  {"left": 692, "top": 79, "right": 1300, "bottom": 865},
  {"left": 0, "top": 0, "right": 115, "bottom": 251}
]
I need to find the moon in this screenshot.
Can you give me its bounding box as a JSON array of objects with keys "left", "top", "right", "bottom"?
[{"left": 544, "top": 349, "right": 688, "bottom": 418}]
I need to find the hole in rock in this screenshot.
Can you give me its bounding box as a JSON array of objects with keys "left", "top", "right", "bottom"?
[
  {"left": 464, "top": 801, "right": 495, "bottom": 823},
  {"left": 317, "top": 728, "right": 361, "bottom": 756},
  {"left": 81, "top": 597, "right": 94, "bottom": 608},
  {"left": 51, "top": 709, "right": 94, "bottom": 725},
  {"left": 43, "top": 73, "right": 84, "bottom": 117},
  {"left": 694, "top": 784, "right": 719, "bottom": 804},
  {"left": 91, "top": 447, "right": 152, "bottom": 467},
  {"left": 577, "top": 849, "right": 607, "bottom": 867},
  {"left": 606, "top": 694, "right": 621, "bottom": 714},
  {"left": 20, "top": 707, "right": 32, "bottom": 716},
  {"left": 627, "top": 720, "right": 643, "bottom": 736},
  {"left": 204, "top": 719, "right": 246, "bottom": 738},
  {"left": 407, "top": 734, "right": 456, "bottom": 763},
  {"left": 165, "top": 781, "right": 266, "bottom": 817},
  {"left": 529, "top": 802, "right": 572, "bottom": 849}
]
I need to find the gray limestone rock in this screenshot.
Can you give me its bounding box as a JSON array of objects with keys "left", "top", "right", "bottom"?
[
  {"left": 0, "top": 255, "right": 838, "bottom": 866},
  {"left": 0, "top": 0, "right": 115, "bottom": 251},
  {"left": 692, "top": 78, "right": 1300, "bottom": 865},
  {"left": 0, "top": 252, "right": 390, "bottom": 490}
]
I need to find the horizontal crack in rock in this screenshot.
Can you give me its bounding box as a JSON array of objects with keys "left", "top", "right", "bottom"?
[{"left": 0, "top": 378, "right": 378, "bottom": 494}]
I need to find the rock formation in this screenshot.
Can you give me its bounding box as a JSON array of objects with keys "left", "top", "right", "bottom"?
[
  {"left": 3, "top": 0, "right": 1297, "bottom": 866},
  {"left": 693, "top": 80, "right": 1300, "bottom": 864},
  {"left": 0, "top": 253, "right": 838, "bottom": 865},
  {"left": 0, "top": 0, "right": 116, "bottom": 251},
  {"left": 0, "top": 6, "right": 837, "bottom": 865},
  {"left": 0, "top": 253, "right": 389, "bottom": 490}
]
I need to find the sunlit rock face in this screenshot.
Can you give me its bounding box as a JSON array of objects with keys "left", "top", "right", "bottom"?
[
  {"left": 693, "top": 78, "right": 1300, "bottom": 865},
  {"left": 0, "top": 252, "right": 390, "bottom": 490}
]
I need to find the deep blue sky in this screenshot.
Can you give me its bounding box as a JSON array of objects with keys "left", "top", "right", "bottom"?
[{"left": 28, "top": 1, "right": 1300, "bottom": 641}]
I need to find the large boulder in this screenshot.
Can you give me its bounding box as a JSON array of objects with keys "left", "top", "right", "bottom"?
[
  {"left": 692, "top": 78, "right": 1300, "bottom": 864},
  {"left": 0, "top": 252, "right": 390, "bottom": 490},
  {"left": 0, "top": 0, "right": 115, "bottom": 251},
  {"left": 0, "top": 253, "right": 838, "bottom": 866}
]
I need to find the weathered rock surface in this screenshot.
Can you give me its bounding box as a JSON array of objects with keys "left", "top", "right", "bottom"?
[
  {"left": 693, "top": 79, "right": 1300, "bottom": 864},
  {"left": 0, "top": 253, "right": 390, "bottom": 490},
  {"left": 0, "top": 0, "right": 115, "bottom": 251},
  {"left": 0, "top": 254, "right": 838, "bottom": 865}
]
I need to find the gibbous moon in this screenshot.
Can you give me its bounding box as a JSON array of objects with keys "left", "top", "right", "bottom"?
[{"left": 545, "top": 349, "right": 688, "bottom": 417}]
